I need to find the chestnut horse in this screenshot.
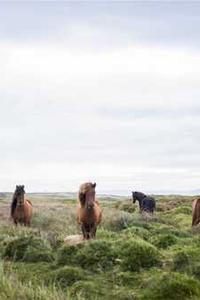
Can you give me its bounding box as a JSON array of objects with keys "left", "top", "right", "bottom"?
[
  {"left": 10, "top": 185, "right": 33, "bottom": 226},
  {"left": 192, "top": 198, "right": 200, "bottom": 226},
  {"left": 77, "top": 182, "right": 102, "bottom": 239}
]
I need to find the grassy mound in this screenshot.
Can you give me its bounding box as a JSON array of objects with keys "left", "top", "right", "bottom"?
[
  {"left": 3, "top": 236, "right": 53, "bottom": 262},
  {"left": 75, "top": 239, "right": 118, "bottom": 271},
  {"left": 51, "top": 266, "right": 86, "bottom": 289},
  {"left": 172, "top": 247, "right": 200, "bottom": 278},
  {"left": 150, "top": 233, "right": 178, "bottom": 249},
  {"left": 56, "top": 243, "right": 83, "bottom": 265},
  {"left": 118, "top": 238, "right": 161, "bottom": 272},
  {"left": 141, "top": 272, "right": 200, "bottom": 300}
]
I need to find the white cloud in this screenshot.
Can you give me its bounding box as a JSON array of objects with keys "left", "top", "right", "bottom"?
[{"left": 0, "top": 40, "right": 200, "bottom": 193}]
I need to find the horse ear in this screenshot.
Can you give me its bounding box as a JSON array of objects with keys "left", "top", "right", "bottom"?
[
  {"left": 92, "top": 182, "right": 96, "bottom": 188},
  {"left": 16, "top": 185, "right": 18, "bottom": 188},
  {"left": 22, "top": 185, "right": 25, "bottom": 189}
]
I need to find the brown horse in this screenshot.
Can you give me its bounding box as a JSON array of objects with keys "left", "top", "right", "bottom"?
[
  {"left": 77, "top": 182, "right": 102, "bottom": 239},
  {"left": 10, "top": 185, "right": 33, "bottom": 226},
  {"left": 192, "top": 198, "right": 200, "bottom": 226}
]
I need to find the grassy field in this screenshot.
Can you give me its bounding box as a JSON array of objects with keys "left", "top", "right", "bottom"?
[{"left": 0, "top": 193, "right": 200, "bottom": 299}]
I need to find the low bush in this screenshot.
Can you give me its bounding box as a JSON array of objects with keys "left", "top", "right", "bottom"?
[
  {"left": 118, "top": 238, "right": 161, "bottom": 272},
  {"left": 51, "top": 266, "right": 85, "bottom": 289},
  {"left": 141, "top": 272, "right": 200, "bottom": 300},
  {"left": 173, "top": 247, "right": 200, "bottom": 278},
  {"left": 150, "top": 233, "right": 178, "bottom": 249},
  {"left": 56, "top": 243, "right": 83, "bottom": 266},
  {"left": 75, "top": 239, "right": 118, "bottom": 271},
  {"left": 102, "top": 210, "right": 134, "bottom": 231},
  {"left": 3, "top": 236, "right": 53, "bottom": 262}
]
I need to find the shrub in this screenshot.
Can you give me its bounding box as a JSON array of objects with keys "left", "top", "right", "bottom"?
[
  {"left": 56, "top": 244, "right": 83, "bottom": 266},
  {"left": 118, "top": 202, "right": 136, "bottom": 214},
  {"left": 150, "top": 233, "right": 178, "bottom": 249},
  {"left": 118, "top": 238, "right": 161, "bottom": 272},
  {"left": 173, "top": 247, "right": 200, "bottom": 277},
  {"left": 3, "top": 236, "right": 53, "bottom": 262},
  {"left": 141, "top": 272, "right": 200, "bottom": 300},
  {"left": 122, "top": 226, "right": 150, "bottom": 240},
  {"left": 102, "top": 210, "right": 134, "bottom": 231},
  {"left": 75, "top": 239, "right": 118, "bottom": 271},
  {"left": 51, "top": 266, "right": 85, "bottom": 289}
]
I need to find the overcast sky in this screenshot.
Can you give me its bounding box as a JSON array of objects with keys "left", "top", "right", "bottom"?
[{"left": 1, "top": 2, "right": 200, "bottom": 194}]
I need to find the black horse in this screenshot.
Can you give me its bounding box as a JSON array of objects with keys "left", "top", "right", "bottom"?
[{"left": 132, "top": 191, "right": 156, "bottom": 213}]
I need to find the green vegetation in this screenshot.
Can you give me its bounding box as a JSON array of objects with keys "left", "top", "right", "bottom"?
[{"left": 0, "top": 193, "right": 199, "bottom": 299}]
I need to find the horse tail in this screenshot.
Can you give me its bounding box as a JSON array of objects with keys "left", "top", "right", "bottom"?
[
  {"left": 11, "top": 194, "right": 17, "bottom": 217},
  {"left": 192, "top": 198, "right": 200, "bottom": 226}
]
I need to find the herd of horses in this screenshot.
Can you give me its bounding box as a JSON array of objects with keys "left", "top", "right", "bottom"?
[{"left": 10, "top": 183, "right": 200, "bottom": 240}]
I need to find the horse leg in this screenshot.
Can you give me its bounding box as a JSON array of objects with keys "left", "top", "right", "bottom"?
[
  {"left": 81, "top": 224, "right": 88, "bottom": 239},
  {"left": 91, "top": 224, "right": 97, "bottom": 238}
]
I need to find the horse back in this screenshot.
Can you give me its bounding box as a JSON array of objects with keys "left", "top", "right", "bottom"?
[{"left": 142, "top": 196, "right": 156, "bottom": 212}]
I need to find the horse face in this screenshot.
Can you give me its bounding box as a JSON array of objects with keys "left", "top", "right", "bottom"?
[
  {"left": 85, "top": 188, "right": 96, "bottom": 211},
  {"left": 15, "top": 185, "right": 25, "bottom": 204}
]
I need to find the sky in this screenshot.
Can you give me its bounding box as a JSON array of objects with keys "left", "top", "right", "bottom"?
[{"left": 1, "top": 1, "right": 200, "bottom": 195}]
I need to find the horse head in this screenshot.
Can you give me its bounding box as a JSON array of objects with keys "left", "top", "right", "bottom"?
[
  {"left": 15, "top": 185, "right": 25, "bottom": 206},
  {"left": 79, "top": 182, "right": 96, "bottom": 211},
  {"left": 132, "top": 191, "right": 137, "bottom": 203}
]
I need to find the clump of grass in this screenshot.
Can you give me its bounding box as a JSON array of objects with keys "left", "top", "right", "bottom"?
[
  {"left": 122, "top": 226, "right": 150, "bottom": 240},
  {"left": 56, "top": 243, "right": 83, "bottom": 266},
  {"left": 118, "top": 238, "right": 161, "bottom": 272},
  {"left": 150, "top": 233, "right": 178, "bottom": 249},
  {"left": 102, "top": 209, "right": 135, "bottom": 231},
  {"left": 118, "top": 201, "right": 136, "bottom": 214},
  {"left": 75, "top": 239, "right": 118, "bottom": 271},
  {"left": 70, "top": 280, "right": 102, "bottom": 300},
  {"left": 172, "top": 247, "right": 200, "bottom": 278},
  {"left": 3, "top": 236, "right": 53, "bottom": 263},
  {"left": 0, "top": 262, "right": 69, "bottom": 300},
  {"left": 141, "top": 272, "right": 200, "bottom": 300},
  {"left": 50, "top": 266, "right": 86, "bottom": 289}
]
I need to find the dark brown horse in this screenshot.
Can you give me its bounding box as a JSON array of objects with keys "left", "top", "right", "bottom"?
[
  {"left": 192, "top": 198, "right": 200, "bottom": 226},
  {"left": 77, "top": 182, "right": 102, "bottom": 239},
  {"left": 10, "top": 185, "right": 33, "bottom": 226}
]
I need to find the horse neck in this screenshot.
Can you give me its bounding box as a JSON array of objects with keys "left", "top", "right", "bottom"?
[{"left": 137, "top": 192, "right": 146, "bottom": 201}]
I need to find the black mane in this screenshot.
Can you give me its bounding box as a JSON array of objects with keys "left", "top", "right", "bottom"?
[
  {"left": 11, "top": 193, "right": 17, "bottom": 217},
  {"left": 10, "top": 185, "right": 25, "bottom": 217}
]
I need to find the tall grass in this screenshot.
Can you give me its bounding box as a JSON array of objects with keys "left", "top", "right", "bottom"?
[{"left": 0, "top": 193, "right": 199, "bottom": 299}]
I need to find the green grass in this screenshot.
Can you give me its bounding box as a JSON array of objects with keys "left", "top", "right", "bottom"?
[{"left": 0, "top": 193, "right": 199, "bottom": 299}]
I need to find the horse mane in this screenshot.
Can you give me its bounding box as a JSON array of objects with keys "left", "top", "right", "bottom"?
[
  {"left": 192, "top": 198, "right": 200, "bottom": 226},
  {"left": 78, "top": 182, "right": 94, "bottom": 199},
  {"left": 11, "top": 191, "right": 18, "bottom": 217}
]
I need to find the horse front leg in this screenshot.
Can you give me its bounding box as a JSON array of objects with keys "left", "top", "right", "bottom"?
[
  {"left": 90, "top": 224, "right": 97, "bottom": 238},
  {"left": 81, "top": 224, "right": 88, "bottom": 239}
]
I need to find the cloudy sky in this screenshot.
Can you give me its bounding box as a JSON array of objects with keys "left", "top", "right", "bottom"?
[{"left": 1, "top": 2, "right": 200, "bottom": 194}]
